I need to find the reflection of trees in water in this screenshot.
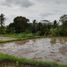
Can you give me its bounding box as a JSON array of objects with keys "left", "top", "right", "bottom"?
[
  {"left": 50, "top": 38, "right": 56, "bottom": 44},
  {"left": 59, "top": 46, "right": 67, "bottom": 55},
  {"left": 15, "top": 40, "right": 29, "bottom": 45},
  {"left": 50, "top": 37, "right": 67, "bottom": 45}
]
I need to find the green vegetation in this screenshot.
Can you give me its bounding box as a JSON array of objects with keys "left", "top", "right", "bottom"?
[
  {"left": 0, "top": 13, "right": 5, "bottom": 34},
  {"left": 0, "top": 14, "right": 67, "bottom": 66},
  {"left": 0, "top": 33, "right": 43, "bottom": 43},
  {"left": 1, "top": 33, "right": 35, "bottom": 38},
  {"left": 0, "top": 13, "right": 67, "bottom": 37},
  {"left": 0, "top": 53, "right": 67, "bottom": 67}
]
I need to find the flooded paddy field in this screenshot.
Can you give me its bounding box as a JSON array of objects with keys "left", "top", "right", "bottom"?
[{"left": 0, "top": 37, "right": 67, "bottom": 64}]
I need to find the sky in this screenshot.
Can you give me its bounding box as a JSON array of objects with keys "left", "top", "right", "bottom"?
[{"left": 0, "top": 0, "right": 67, "bottom": 25}]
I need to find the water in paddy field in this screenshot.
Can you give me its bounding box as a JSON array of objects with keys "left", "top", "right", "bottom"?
[{"left": 0, "top": 37, "right": 67, "bottom": 64}]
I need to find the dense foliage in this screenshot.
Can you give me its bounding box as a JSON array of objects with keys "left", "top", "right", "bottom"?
[{"left": 0, "top": 13, "right": 67, "bottom": 36}]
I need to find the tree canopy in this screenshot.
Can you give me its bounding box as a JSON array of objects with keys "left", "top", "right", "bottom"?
[{"left": 0, "top": 13, "right": 67, "bottom": 36}]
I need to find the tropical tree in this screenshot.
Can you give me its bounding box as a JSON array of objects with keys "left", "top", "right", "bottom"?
[
  {"left": 8, "top": 16, "right": 29, "bottom": 33},
  {"left": 0, "top": 13, "right": 5, "bottom": 34},
  {"left": 6, "top": 23, "right": 15, "bottom": 33},
  {"left": 32, "top": 20, "right": 37, "bottom": 33},
  {"left": 53, "top": 20, "right": 58, "bottom": 28},
  {"left": 59, "top": 14, "right": 67, "bottom": 36}
]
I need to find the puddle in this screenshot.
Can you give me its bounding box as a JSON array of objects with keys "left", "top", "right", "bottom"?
[{"left": 0, "top": 38, "right": 67, "bottom": 64}]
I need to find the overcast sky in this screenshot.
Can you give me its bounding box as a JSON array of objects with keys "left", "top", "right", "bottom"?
[{"left": 0, "top": 0, "right": 67, "bottom": 25}]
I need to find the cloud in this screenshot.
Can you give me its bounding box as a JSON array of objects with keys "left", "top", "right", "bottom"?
[
  {"left": 0, "top": 0, "right": 67, "bottom": 25},
  {"left": 2, "top": 0, "right": 33, "bottom": 7}
]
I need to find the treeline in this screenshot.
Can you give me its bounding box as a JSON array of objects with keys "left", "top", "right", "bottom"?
[{"left": 0, "top": 13, "right": 67, "bottom": 36}]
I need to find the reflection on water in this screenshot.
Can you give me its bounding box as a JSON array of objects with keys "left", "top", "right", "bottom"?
[
  {"left": 50, "top": 37, "right": 67, "bottom": 44},
  {"left": 0, "top": 38, "right": 67, "bottom": 64},
  {"left": 59, "top": 46, "right": 67, "bottom": 55},
  {"left": 50, "top": 38, "right": 56, "bottom": 44}
]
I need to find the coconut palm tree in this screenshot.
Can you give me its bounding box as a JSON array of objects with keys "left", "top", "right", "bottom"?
[{"left": 0, "top": 13, "right": 5, "bottom": 33}]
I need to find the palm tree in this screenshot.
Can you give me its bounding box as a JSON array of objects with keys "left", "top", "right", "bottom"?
[{"left": 0, "top": 13, "right": 5, "bottom": 33}]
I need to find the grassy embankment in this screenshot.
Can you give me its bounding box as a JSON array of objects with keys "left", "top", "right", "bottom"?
[
  {"left": 0, "top": 33, "right": 66, "bottom": 43},
  {"left": 0, "top": 53, "right": 67, "bottom": 67},
  {"left": 0, "top": 33, "right": 43, "bottom": 43}
]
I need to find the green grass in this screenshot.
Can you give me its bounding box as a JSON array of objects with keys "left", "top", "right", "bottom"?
[
  {"left": 0, "top": 33, "right": 35, "bottom": 38},
  {"left": 0, "top": 33, "right": 67, "bottom": 44},
  {"left": 0, "top": 53, "right": 67, "bottom": 67},
  {"left": 0, "top": 33, "right": 42, "bottom": 43}
]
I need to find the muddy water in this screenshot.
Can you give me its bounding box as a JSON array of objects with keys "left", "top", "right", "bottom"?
[{"left": 0, "top": 38, "right": 67, "bottom": 64}]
